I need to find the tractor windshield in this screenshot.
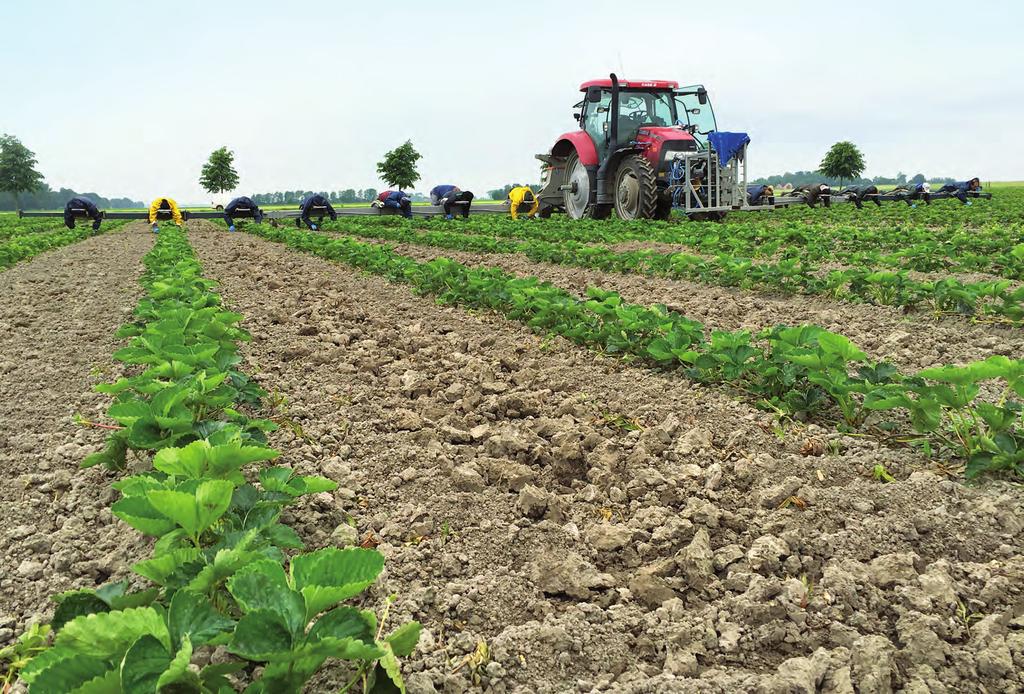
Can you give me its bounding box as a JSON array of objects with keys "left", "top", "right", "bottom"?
[
  {"left": 675, "top": 85, "right": 717, "bottom": 149},
  {"left": 616, "top": 89, "right": 676, "bottom": 141}
]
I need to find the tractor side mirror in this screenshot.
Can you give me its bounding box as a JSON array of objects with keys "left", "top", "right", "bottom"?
[
  {"left": 587, "top": 87, "right": 602, "bottom": 103},
  {"left": 697, "top": 87, "right": 708, "bottom": 105},
  {"left": 573, "top": 112, "right": 581, "bottom": 122}
]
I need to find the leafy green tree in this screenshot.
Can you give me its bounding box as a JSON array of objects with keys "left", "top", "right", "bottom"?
[
  {"left": 910, "top": 173, "right": 926, "bottom": 186},
  {"left": 818, "top": 141, "right": 865, "bottom": 188},
  {"left": 376, "top": 140, "right": 421, "bottom": 191},
  {"left": 0, "top": 134, "right": 44, "bottom": 210},
  {"left": 339, "top": 188, "right": 357, "bottom": 203},
  {"left": 199, "top": 146, "right": 240, "bottom": 194}
]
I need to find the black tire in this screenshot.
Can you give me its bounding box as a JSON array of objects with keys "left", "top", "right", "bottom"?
[
  {"left": 613, "top": 154, "right": 658, "bottom": 220},
  {"left": 215, "top": 204, "right": 224, "bottom": 211}
]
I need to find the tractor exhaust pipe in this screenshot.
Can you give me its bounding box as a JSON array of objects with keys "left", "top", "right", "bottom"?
[{"left": 595, "top": 72, "right": 619, "bottom": 205}]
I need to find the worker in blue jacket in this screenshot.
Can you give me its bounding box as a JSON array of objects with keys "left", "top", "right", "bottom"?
[
  {"left": 746, "top": 184, "right": 774, "bottom": 207},
  {"left": 297, "top": 193, "right": 337, "bottom": 230},
  {"left": 223, "top": 196, "right": 264, "bottom": 231},
  {"left": 63, "top": 196, "right": 102, "bottom": 231},
  {"left": 375, "top": 190, "right": 413, "bottom": 218},
  {"left": 938, "top": 177, "right": 981, "bottom": 204},
  {"left": 430, "top": 185, "right": 475, "bottom": 219}
]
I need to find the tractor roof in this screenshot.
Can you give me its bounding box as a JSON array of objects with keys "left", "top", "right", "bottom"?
[{"left": 579, "top": 78, "right": 678, "bottom": 90}]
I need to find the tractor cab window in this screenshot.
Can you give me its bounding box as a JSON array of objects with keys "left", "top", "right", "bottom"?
[
  {"left": 617, "top": 90, "right": 676, "bottom": 139},
  {"left": 675, "top": 85, "right": 717, "bottom": 149},
  {"left": 582, "top": 89, "right": 613, "bottom": 156}
]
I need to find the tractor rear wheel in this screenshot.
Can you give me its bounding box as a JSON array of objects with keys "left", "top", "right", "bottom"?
[{"left": 614, "top": 155, "right": 658, "bottom": 220}]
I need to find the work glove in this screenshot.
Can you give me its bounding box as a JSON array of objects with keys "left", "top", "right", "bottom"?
[
  {"left": 445, "top": 214, "right": 454, "bottom": 220},
  {"left": 152, "top": 224, "right": 159, "bottom": 233},
  {"left": 966, "top": 201, "right": 972, "bottom": 206},
  {"left": 228, "top": 225, "right": 236, "bottom": 232},
  {"left": 310, "top": 223, "right": 318, "bottom": 231}
]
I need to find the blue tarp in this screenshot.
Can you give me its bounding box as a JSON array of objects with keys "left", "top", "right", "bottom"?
[{"left": 708, "top": 131, "right": 750, "bottom": 166}]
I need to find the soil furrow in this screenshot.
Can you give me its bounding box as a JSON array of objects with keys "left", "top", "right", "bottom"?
[
  {"left": 191, "top": 226, "right": 1024, "bottom": 693},
  {"left": 0, "top": 224, "right": 154, "bottom": 638}
]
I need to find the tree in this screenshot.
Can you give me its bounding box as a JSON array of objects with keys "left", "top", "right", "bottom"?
[
  {"left": 199, "top": 146, "right": 240, "bottom": 194},
  {"left": 376, "top": 140, "right": 421, "bottom": 191},
  {"left": 910, "top": 173, "right": 926, "bottom": 186},
  {"left": 339, "top": 189, "right": 357, "bottom": 203},
  {"left": 818, "top": 141, "right": 865, "bottom": 188},
  {"left": 0, "top": 134, "right": 44, "bottom": 210}
]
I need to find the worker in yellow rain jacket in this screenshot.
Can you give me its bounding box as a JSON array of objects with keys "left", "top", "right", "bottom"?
[
  {"left": 507, "top": 186, "right": 538, "bottom": 220},
  {"left": 148, "top": 197, "right": 184, "bottom": 232}
]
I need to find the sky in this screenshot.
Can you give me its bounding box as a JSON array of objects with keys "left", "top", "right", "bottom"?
[{"left": 2, "top": 0, "right": 1022, "bottom": 204}]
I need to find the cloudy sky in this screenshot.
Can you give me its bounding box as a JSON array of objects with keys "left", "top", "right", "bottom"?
[{"left": 2, "top": 0, "right": 1021, "bottom": 204}]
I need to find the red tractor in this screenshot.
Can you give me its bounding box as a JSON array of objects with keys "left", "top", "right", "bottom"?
[{"left": 536, "top": 73, "right": 722, "bottom": 220}]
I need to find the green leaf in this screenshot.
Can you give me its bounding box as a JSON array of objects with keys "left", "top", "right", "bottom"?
[
  {"left": 19, "top": 651, "right": 110, "bottom": 691},
  {"left": 373, "top": 647, "right": 406, "bottom": 694},
  {"left": 55, "top": 607, "right": 170, "bottom": 658},
  {"left": 112, "top": 496, "right": 178, "bottom": 537},
  {"left": 228, "top": 610, "right": 294, "bottom": 661},
  {"left": 71, "top": 669, "right": 121, "bottom": 694},
  {"left": 52, "top": 591, "right": 110, "bottom": 633},
  {"left": 386, "top": 621, "right": 422, "bottom": 657},
  {"left": 167, "top": 589, "right": 236, "bottom": 650},
  {"left": 306, "top": 606, "right": 376, "bottom": 645},
  {"left": 148, "top": 480, "right": 234, "bottom": 537},
  {"left": 132, "top": 548, "right": 203, "bottom": 586},
  {"left": 119, "top": 634, "right": 170, "bottom": 694},
  {"left": 290, "top": 548, "right": 385, "bottom": 620},
  {"left": 227, "top": 560, "right": 306, "bottom": 638},
  {"left": 155, "top": 635, "right": 199, "bottom": 690}
]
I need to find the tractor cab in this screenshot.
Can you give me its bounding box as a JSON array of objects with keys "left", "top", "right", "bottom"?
[{"left": 575, "top": 80, "right": 717, "bottom": 153}]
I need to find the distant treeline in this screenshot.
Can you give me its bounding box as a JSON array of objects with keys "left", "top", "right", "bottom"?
[
  {"left": 750, "top": 171, "right": 958, "bottom": 188},
  {"left": 0, "top": 184, "right": 142, "bottom": 211}
]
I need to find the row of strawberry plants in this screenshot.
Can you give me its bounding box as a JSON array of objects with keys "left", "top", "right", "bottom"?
[
  {"left": 311, "top": 219, "right": 1024, "bottom": 323},
  {"left": 436, "top": 215, "right": 1024, "bottom": 280},
  {"left": 14, "top": 225, "right": 418, "bottom": 693},
  {"left": 1, "top": 221, "right": 127, "bottom": 270},
  {"left": 249, "top": 224, "right": 1024, "bottom": 478}
]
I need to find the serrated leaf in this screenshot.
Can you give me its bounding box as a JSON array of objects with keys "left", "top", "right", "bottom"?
[
  {"left": 20, "top": 651, "right": 109, "bottom": 690},
  {"left": 168, "top": 590, "right": 236, "bottom": 650},
  {"left": 290, "top": 548, "right": 385, "bottom": 620},
  {"left": 55, "top": 607, "right": 171, "bottom": 658},
  {"left": 119, "top": 634, "right": 169, "bottom": 693},
  {"left": 386, "top": 621, "right": 422, "bottom": 657},
  {"left": 52, "top": 591, "right": 110, "bottom": 633},
  {"left": 227, "top": 610, "right": 294, "bottom": 661},
  {"left": 155, "top": 635, "right": 198, "bottom": 690},
  {"left": 306, "top": 606, "right": 376, "bottom": 645},
  {"left": 113, "top": 496, "right": 177, "bottom": 537},
  {"left": 227, "top": 560, "right": 306, "bottom": 637}
]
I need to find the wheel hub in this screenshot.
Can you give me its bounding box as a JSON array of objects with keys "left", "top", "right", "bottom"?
[
  {"left": 565, "top": 158, "right": 590, "bottom": 219},
  {"left": 617, "top": 171, "right": 640, "bottom": 218}
]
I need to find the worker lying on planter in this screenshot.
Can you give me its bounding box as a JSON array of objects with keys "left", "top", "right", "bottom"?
[
  {"left": 63, "top": 196, "right": 103, "bottom": 232},
  {"left": 507, "top": 186, "right": 539, "bottom": 220},
  {"left": 374, "top": 190, "right": 413, "bottom": 219},
  {"left": 938, "top": 177, "right": 981, "bottom": 204},
  {"left": 746, "top": 184, "right": 774, "bottom": 207},
  {"left": 791, "top": 183, "right": 831, "bottom": 208},
  {"left": 430, "top": 184, "right": 475, "bottom": 219},
  {"left": 889, "top": 182, "right": 931, "bottom": 206},
  {"left": 297, "top": 193, "right": 337, "bottom": 230},
  {"left": 837, "top": 185, "right": 881, "bottom": 209},
  {"left": 148, "top": 197, "right": 183, "bottom": 233},
  {"left": 223, "top": 196, "right": 264, "bottom": 231}
]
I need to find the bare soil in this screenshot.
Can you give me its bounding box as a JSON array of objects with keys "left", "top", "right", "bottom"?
[
  {"left": 0, "top": 225, "right": 153, "bottom": 643},
  {"left": 187, "top": 226, "right": 1024, "bottom": 694}
]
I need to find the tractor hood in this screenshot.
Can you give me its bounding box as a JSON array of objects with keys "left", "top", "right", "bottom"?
[{"left": 636, "top": 126, "right": 700, "bottom": 174}]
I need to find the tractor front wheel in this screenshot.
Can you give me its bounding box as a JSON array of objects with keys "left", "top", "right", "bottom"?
[{"left": 614, "top": 155, "right": 658, "bottom": 220}]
